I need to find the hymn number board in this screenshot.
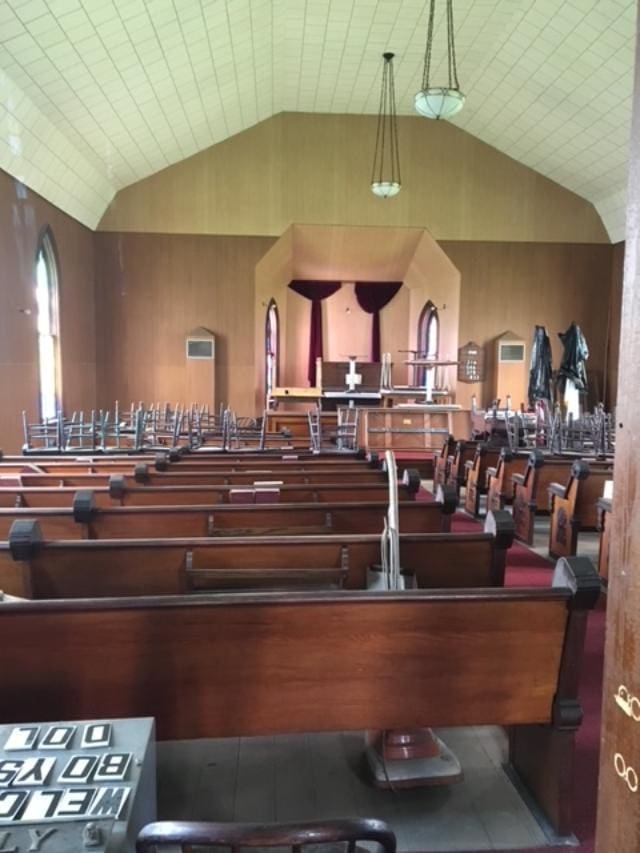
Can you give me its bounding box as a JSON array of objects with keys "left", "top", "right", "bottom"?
[{"left": 0, "top": 718, "right": 155, "bottom": 852}]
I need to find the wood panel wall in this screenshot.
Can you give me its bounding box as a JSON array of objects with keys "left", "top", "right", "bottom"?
[
  {"left": 93, "top": 232, "right": 275, "bottom": 415},
  {"left": 98, "top": 112, "right": 609, "bottom": 244},
  {"left": 0, "top": 169, "right": 95, "bottom": 452},
  {"left": 442, "top": 241, "right": 615, "bottom": 409},
  {"left": 93, "top": 232, "right": 617, "bottom": 418}
]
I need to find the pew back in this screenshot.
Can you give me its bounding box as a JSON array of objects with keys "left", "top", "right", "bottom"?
[
  {"left": 0, "top": 498, "right": 453, "bottom": 540},
  {"left": 0, "top": 481, "right": 419, "bottom": 508},
  {"left": 0, "top": 584, "right": 584, "bottom": 740},
  {"left": 0, "top": 526, "right": 511, "bottom": 598}
]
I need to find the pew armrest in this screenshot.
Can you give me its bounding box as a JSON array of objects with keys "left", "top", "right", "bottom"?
[
  {"left": 486, "top": 466, "right": 497, "bottom": 478},
  {"left": 548, "top": 482, "right": 566, "bottom": 500},
  {"left": 484, "top": 510, "right": 515, "bottom": 550},
  {"left": 512, "top": 473, "right": 525, "bottom": 487},
  {"left": 464, "top": 460, "right": 474, "bottom": 471}
]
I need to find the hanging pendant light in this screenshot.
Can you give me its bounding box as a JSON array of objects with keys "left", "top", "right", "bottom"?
[
  {"left": 415, "top": 0, "right": 465, "bottom": 120},
  {"left": 371, "top": 52, "right": 401, "bottom": 198}
]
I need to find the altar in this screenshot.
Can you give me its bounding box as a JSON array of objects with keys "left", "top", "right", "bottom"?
[{"left": 359, "top": 405, "right": 470, "bottom": 452}]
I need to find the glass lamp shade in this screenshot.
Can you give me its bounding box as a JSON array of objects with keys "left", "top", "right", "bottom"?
[
  {"left": 414, "top": 87, "right": 465, "bottom": 119},
  {"left": 371, "top": 181, "right": 401, "bottom": 198}
]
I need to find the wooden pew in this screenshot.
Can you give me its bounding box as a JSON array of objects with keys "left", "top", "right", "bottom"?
[
  {"left": 486, "top": 448, "right": 530, "bottom": 513},
  {"left": 2, "top": 512, "right": 514, "bottom": 598},
  {"left": 548, "top": 461, "right": 613, "bottom": 559},
  {"left": 0, "top": 557, "right": 601, "bottom": 837},
  {"left": 0, "top": 478, "right": 421, "bottom": 509},
  {"left": 447, "top": 440, "right": 481, "bottom": 495},
  {"left": 463, "top": 444, "right": 501, "bottom": 516},
  {"left": 5, "top": 465, "right": 406, "bottom": 489},
  {"left": 512, "top": 451, "right": 613, "bottom": 545},
  {"left": 433, "top": 436, "right": 457, "bottom": 488},
  {"left": 0, "top": 490, "right": 458, "bottom": 540},
  {"left": 0, "top": 450, "right": 376, "bottom": 473},
  {"left": 0, "top": 457, "right": 383, "bottom": 476}
]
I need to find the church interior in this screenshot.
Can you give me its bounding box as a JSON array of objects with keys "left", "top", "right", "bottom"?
[{"left": 0, "top": 1, "right": 638, "bottom": 851}]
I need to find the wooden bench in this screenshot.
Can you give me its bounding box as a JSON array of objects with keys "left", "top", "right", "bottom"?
[
  {"left": 512, "top": 452, "right": 613, "bottom": 545},
  {"left": 0, "top": 449, "right": 375, "bottom": 472},
  {"left": 0, "top": 556, "right": 601, "bottom": 837},
  {"left": 4, "top": 464, "right": 413, "bottom": 490},
  {"left": 463, "top": 444, "right": 502, "bottom": 516},
  {"left": 447, "top": 440, "right": 482, "bottom": 495},
  {"left": 433, "top": 436, "right": 457, "bottom": 488},
  {"left": 0, "top": 478, "right": 422, "bottom": 509},
  {"left": 0, "top": 489, "right": 458, "bottom": 540},
  {"left": 548, "top": 461, "right": 614, "bottom": 559},
  {"left": 486, "top": 448, "right": 530, "bottom": 513},
  {"left": 0, "top": 457, "right": 383, "bottom": 476},
  {"left": 2, "top": 512, "right": 513, "bottom": 598}
]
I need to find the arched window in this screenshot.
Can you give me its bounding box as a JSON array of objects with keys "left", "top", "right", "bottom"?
[
  {"left": 265, "top": 299, "right": 279, "bottom": 400},
  {"left": 35, "top": 229, "right": 60, "bottom": 420},
  {"left": 416, "top": 301, "right": 439, "bottom": 386}
]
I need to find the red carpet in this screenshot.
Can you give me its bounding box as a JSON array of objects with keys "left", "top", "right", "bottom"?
[{"left": 449, "top": 510, "right": 603, "bottom": 852}]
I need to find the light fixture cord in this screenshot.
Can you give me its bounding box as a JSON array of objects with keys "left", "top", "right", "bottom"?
[
  {"left": 371, "top": 57, "right": 388, "bottom": 184},
  {"left": 422, "top": 0, "right": 436, "bottom": 89},
  {"left": 388, "top": 57, "right": 401, "bottom": 184},
  {"left": 422, "top": 0, "right": 460, "bottom": 91},
  {"left": 447, "top": 0, "right": 460, "bottom": 90},
  {"left": 371, "top": 54, "right": 400, "bottom": 186}
]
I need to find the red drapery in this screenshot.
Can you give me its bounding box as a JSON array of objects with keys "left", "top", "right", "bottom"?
[
  {"left": 288, "top": 280, "right": 341, "bottom": 385},
  {"left": 355, "top": 281, "right": 403, "bottom": 361}
]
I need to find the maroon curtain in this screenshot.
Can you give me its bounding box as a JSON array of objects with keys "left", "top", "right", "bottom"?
[
  {"left": 355, "top": 282, "right": 403, "bottom": 361},
  {"left": 289, "top": 280, "right": 341, "bottom": 384}
]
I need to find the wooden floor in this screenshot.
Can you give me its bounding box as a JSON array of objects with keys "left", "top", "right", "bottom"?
[{"left": 156, "top": 727, "right": 550, "bottom": 851}]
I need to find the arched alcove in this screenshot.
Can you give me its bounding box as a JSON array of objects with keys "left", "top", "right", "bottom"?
[{"left": 254, "top": 224, "right": 460, "bottom": 412}]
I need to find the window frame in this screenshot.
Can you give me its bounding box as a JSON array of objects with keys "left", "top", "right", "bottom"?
[
  {"left": 416, "top": 300, "right": 439, "bottom": 385},
  {"left": 265, "top": 298, "right": 280, "bottom": 399},
  {"left": 35, "top": 227, "right": 62, "bottom": 421}
]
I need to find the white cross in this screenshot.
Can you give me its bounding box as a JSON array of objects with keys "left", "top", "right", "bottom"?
[{"left": 345, "top": 357, "right": 362, "bottom": 392}]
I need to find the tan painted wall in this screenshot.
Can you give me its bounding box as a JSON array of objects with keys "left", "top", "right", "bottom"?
[
  {"left": 94, "top": 232, "right": 275, "bottom": 416},
  {"left": 92, "top": 232, "right": 615, "bottom": 419},
  {"left": 0, "top": 169, "right": 95, "bottom": 452},
  {"left": 443, "top": 240, "right": 615, "bottom": 409},
  {"left": 99, "top": 112, "right": 608, "bottom": 244}
]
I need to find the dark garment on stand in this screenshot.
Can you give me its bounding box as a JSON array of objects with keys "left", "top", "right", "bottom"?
[
  {"left": 557, "top": 322, "right": 589, "bottom": 394},
  {"left": 528, "top": 325, "right": 553, "bottom": 405}
]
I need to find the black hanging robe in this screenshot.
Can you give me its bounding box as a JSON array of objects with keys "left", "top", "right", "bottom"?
[
  {"left": 528, "top": 325, "right": 553, "bottom": 405},
  {"left": 557, "top": 322, "right": 589, "bottom": 396}
]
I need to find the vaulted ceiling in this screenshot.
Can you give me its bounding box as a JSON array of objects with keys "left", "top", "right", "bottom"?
[{"left": 0, "top": 0, "right": 635, "bottom": 239}]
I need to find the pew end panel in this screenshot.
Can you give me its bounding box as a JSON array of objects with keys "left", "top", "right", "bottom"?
[
  {"left": 547, "top": 461, "right": 614, "bottom": 559},
  {"left": 434, "top": 484, "right": 458, "bottom": 532},
  {"left": 508, "top": 556, "right": 601, "bottom": 837}
]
